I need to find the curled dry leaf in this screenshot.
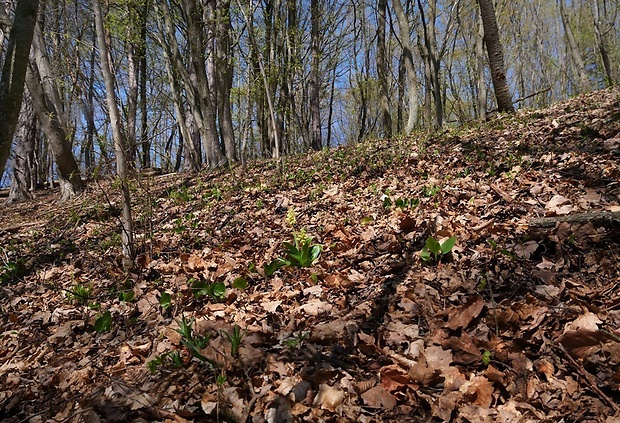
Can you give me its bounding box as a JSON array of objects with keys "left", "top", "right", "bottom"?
[{"left": 312, "top": 384, "right": 345, "bottom": 412}]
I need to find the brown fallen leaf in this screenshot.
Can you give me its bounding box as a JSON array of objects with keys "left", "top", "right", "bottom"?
[
  {"left": 446, "top": 295, "right": 485, "bottom": 330},
  {"left": 440, "top": 332, "right": 481, "bottom": 365},
  {"left": 361, "top": 386, "right": 397, "bottom": 411},
  {"left": 312, "top": 383, "right": 345, "bottom": 411},
  {"left": 556, "top": 329, "right": 614, "bottom": 358}
]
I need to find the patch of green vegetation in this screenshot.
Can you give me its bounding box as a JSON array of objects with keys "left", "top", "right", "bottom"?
[
  {"left": 169, "top": 185, "right": 192, "bottom": 204},
  {"left": 264, "top": 208, "right": 322, "bottom": 276},
  {"left": 190, "top": 278, "right": 226, "bottom": 301},
  {"left": 422, "top": 185, "right": 441, "bottom": 197},
  {"left": 147, "top": 350, "right": 183, "bottom": 374},
  {"left": 101, "top": 233, "right": 122, "bottom": 251},
  {"left": 175, "top": 315, "right": 215, "bottom": 366},
  {"left": 0, "top": 259, "right": 27, "bottom": 284},
  {"left": 220, "top": 324, "right": 247, "bottom": 357},
  {"left": 67, "top": 282, "right": 92, "bottom": 306},
  {"left": 421, "top": 236, "right": 457, "bottom": 264},
  {"left": 94, "top": 311, "right": 112, "bottom": 333}
]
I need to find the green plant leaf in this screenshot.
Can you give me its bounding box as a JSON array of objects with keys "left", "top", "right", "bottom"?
[
  {"left": 211, "top": 282, "right": 226, "bottom": 299},
  {"left": 232, "top": 277, "right": 248, "bottom": 290},
  {"left": 440, "top": 237, "right": 457, "bottom": 255},
  {"left": 94, "top": 311, "right": 112, "bottom": 333},
  {"left": 425, "top": 236, "right": 441, "bottom": 255},
  {"left": 159, "top": 292, "right": 172, "bottom": 310},
  {"left": 119, "top": 289, "right": 134, "bottom": 302},
  {"left": 308, "top": 245, "right": 322, "bottom": 263},
  {"left": 420, "top": 247, "right": 431, "bottom": 263},
  {"left": 191, "top": 279, "right": 209, "bottom": 298},
  {"left": 264, "top": 258, "right": 289, "bottom": 276}
]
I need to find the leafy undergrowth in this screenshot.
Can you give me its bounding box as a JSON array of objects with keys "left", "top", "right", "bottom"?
[{"left": 1, "top": 88, "right": 620, "bottom": 422}]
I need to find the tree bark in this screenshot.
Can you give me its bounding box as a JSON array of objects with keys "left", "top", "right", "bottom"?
[
  {"left": 392, "top": 0, "right": 419, "bottom": 133},
  {"left": 182, "top": 0, "right": 226, "bottom": 168},
  {"left": 216, "top": 1, "right": 237, "bottom": 162},
  {"left": 138, "top": 0, "right": 150, "bottom": 168},
  {"left": 25, "top": 62, "right": 83, "bottom": 199},
  {"left": 0, "top": 0, "right": 39, "bottom": 178},
  {"left": 7, "top": 89, "right": 37, "bottom": 203},
  {"left": 309, "top": 0, "right": 322, "bottom": 150},
  {"left": 377, "top": 0, "right": 392, "bottom": 138},
  {"left": 476, "top": 8, "right": 487, "bottom": 120},
  {"left": 557, "top": 0, "right": 590, "bottom": 94},
  {"left": 93, "top": 0, "right": 134, "bottom": 259},
  {"left": 477, "top": 0, "right": 514, "bottom": 113},
  {"left": 592, "top": 0, "right": 614, "bottom": 87}
]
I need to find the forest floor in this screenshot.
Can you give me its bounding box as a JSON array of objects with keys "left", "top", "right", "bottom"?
[{"left": 2, "top": 88, "right": 620, "bottom": 422}]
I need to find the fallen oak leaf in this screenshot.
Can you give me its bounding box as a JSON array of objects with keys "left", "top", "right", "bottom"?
[
  {"left": 446, "top": 295, "right": 485, "bottom": 330},
  {"left": 556, "top": 329, "right": 615, "bottom": 359},
  {"left": 361, "top": 386, "right": 397, "bottom": 411}
]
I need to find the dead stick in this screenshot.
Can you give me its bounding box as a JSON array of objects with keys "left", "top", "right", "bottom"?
[
  {"left": 556, "top": 342, "right": 620, "bottom": 413},
  {"left": 530, "top": 211, "right": 620, "bottom": 228}
]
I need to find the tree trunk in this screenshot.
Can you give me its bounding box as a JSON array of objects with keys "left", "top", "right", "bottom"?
[
  {"left": 25, "top": 63, "right": 83, "bottom": 199},
  {"left": 377, "top": 0, "right": 392, "bottom": 138},
  {"left": 476, "top": 7, "right": 487, "bottom": 120},
  {"left": 477, "top": 0, "right": 514, "bottom": 112},
  {"left": 93, "top": 0, "right": 134, "bottom": 260},
  {"left": 557, "top": 0, "right": 590, "bottom": 93},
  {"left": 0, "top": 0, "right": 39, "bottom": 178},
  {"left": 592, "top": 0, "right": 614, "bottom": 87},
  {"left": 139, "top": 0, "right": 150, "bottom": 168},
  {"left": 183, "top": 0, "right": 226, "bottom": 168},
  {"left": 309, "top": 0, "right": 322, "bottom": 150},
  {"left": 126, "top": 9, "right": 139, "bottom": 167},
  {"left": 153, "top": 2, "right": 200, "bottom": 172},
  {"left": 7, "top": 89, "right": 37, "bottom": 203},
  {"left": 237, "top": 0, "right": 281, "bottom": 160},
  {"left": 81, "top": 46, "right": 97, "bottom": 172},
  {"left": 392, "top": 0, "right": 419, "bottom": 134},
  {"left": 216, "top": 1, "right": 237, "bottom": 162}
]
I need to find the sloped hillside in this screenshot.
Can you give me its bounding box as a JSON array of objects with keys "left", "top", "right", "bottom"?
[{"left": 1, "top": 87, "right": 620, "bottom": 422}]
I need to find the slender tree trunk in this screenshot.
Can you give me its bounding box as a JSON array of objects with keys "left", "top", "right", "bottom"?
[
  {"left": 477, "top": 0, "right": 514, "bottom": 112},
  {"left": 309, "top": 0, "right": 322, "bottom": 150},
  {"left": 592, "top": 0, "right": 614, "bottom": 87},
  {"left": 0, "top": 0, "right": 39, "bottom": 178},
  {"left": 237, "top": 0, "right": 280, "bottom": 160},
  {"left": 7, "top": 89, "right": 37, "bottom": 203},
  {"left": 557, "top": 0, "right": 590, "bottom": 93},
  {"left": 153, "top": 2, "right": 200, "bottom": 172},
  {"left": 476, "top": 8, "right": 487, "bottom": 120},
  {"left": 139, "top": 0, "right": 150, "bottom": 168},
  {"left": 81, "top": 46, "right": 96, "bottom": 172},
  {"left": 126, "top": 9, "right": 139, "bottom": 167},
  {"left": 392, "top": 0, "right": 418, "bottom": 133},
  {"left": 216, "top": 1, "right": 237, "bottom": 162},
  {"left": 377, "top": 0, "right": 392, "bottom": 138},
  {"left": 93, "top": 0, "right": 134, "bottom": 260}
]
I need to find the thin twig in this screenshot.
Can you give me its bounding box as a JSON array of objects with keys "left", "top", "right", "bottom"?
[{"left": 555, "top": 342, "right": 620, "bottom": 413}]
